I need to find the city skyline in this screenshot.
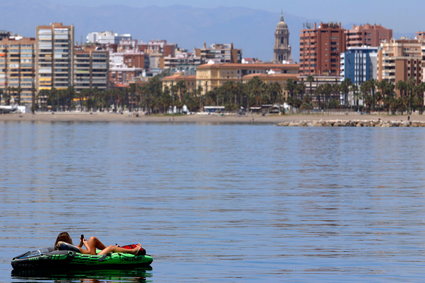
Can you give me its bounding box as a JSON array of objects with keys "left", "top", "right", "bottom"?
[{"left": 0, "top": 0, "right": 422, "bottom": 61}]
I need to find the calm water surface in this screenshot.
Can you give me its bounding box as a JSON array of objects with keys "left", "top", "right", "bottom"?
[{"left": 1, "top": 122, "right": 425, "bottom": 282}]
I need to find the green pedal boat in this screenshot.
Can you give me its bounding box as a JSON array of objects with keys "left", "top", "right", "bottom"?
[{"left": 11, "top": 247, "right": 153, "bottom": 270}]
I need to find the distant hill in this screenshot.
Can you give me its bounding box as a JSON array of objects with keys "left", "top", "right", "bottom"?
[{"left": 0, "top": 0, "right": 312, "bottom": 61}]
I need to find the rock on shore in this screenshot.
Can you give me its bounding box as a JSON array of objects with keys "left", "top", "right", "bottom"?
[{"left": 277, "top": 120, "right": 425, "bottom": 127}]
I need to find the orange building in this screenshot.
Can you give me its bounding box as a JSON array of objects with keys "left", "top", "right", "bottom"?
[
  {"left": 346, "top": 24, "right": 393, "bottom": 48},
  {"left": 299, "top": 23, "right": 346, "bottom": 76}
]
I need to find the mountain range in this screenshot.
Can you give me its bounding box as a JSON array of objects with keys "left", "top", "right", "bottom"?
[
  {"left": 0, "top": 1, "right": 411, "bottom": 62},
  {"left": 0, "top": 0, "right": 314, "bottom": 61}
]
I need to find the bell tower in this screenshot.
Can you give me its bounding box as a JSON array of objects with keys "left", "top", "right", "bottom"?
[{"left": 273, "top": 12, "right": 292, "bottom": 63}]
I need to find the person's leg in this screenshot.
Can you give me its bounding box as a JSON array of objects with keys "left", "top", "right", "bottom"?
[
  {"left": 85, "top": 237, "right": 107, "bottom": 255},
  {"left": 98, "top": 244, "right": 142, "bottom": 255}
]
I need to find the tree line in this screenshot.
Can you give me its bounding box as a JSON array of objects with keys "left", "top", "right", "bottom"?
[{"left": 1, "top": 75, "right": 425, "bottom": 114}]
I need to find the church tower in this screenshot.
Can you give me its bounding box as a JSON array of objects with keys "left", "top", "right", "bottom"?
[{"left": 273, "top": 13, "right": 292, "bottom": 63}]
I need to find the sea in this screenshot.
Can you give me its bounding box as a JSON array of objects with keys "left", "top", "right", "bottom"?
[{"left": 1, "top": 121, "right": 425, "bottom": 282}]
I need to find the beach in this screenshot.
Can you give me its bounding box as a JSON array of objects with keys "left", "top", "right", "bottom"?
[{"left": 0, "top": 111, "right": 420, "bottom": 126}]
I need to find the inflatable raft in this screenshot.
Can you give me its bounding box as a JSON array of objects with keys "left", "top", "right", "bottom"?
[{"left": 11, "top": 247, "right": 153, "bottom": 270}]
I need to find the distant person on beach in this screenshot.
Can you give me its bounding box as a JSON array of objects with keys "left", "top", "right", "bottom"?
[{"left": 54, "top": 232, "right": 144, "bottom": 255}]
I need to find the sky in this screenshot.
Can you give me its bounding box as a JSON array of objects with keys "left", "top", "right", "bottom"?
[{"left": 67, "top": 0, "right": 423, "bottom": 33}]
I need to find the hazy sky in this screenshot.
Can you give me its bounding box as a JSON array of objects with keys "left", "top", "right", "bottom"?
[{"left": 67, "top": 0, "right": 423, "bottom": 33}]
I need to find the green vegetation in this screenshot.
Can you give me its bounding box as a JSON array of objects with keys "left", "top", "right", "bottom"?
[{"left": 2, "top": 75, "right": 425, "bottom": 115}]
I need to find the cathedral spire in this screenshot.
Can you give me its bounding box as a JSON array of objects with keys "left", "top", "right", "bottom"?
[
  {"left": 280, "top": 10, "right": 285, "bottom": 22},
  {"left": 273, "top": 12, "right": 292, "bottom": 64}
]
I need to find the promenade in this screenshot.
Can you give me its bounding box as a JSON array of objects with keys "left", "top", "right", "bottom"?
[{"left": 0, "top": 112, "right": 421, "bottom": 126}]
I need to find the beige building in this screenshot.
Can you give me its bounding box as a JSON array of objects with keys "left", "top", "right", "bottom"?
[
  {"left": 36, "top": 23, "right": 74, "bottom": 92},
  {"left": 377, "top": 39, "right": 422, "bottom": 85},
  {"left": 196, "top": 63, "right": 299, "bottom": 94},
  {"left": 74, "top": 46, "right": 109, "bottom": 92},
  {"left": 0, "top": 37, "right": 36, "bottom": 105}
]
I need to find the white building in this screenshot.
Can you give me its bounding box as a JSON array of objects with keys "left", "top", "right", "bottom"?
[
  {"left": 340, "top": 46, "right": 378, "bottom": 85},
  {"left": 86, "top": 31, "right": 132, "bottom": 45}
]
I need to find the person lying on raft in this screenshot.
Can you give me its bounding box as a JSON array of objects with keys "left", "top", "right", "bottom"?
[{"left": 54, "top": 232, "right": 145, "bottom": 256}]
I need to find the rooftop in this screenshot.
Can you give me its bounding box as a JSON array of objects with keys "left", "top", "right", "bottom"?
[{"left": 198, "top": 63, "right": 299, "bottom": 70}]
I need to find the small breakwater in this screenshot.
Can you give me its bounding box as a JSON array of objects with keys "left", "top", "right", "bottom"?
[{"left": 278, "top": 120, "right": 425, "bottom": 127}]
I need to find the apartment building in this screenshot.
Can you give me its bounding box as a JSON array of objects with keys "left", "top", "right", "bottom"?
[
  {"left": 86, "top": 31, "right": 132, "bottom": 45},
  {"left": 195, "top": 43, "right": 242, "bottom": 64},
  {"left": 340, "top": 46, "right": 378, "bottom": 85},
  {"left": 346, "top": 24, "right": 392, "bottom": 48},
  {"left": 300, "top": 23, "right": 346, "bottom": 76},
  {"left": 36, "top": 23, "right": 74, "bottom": 92},
  {"left": 73, "top": 46, "right": 109, "bottom": 92},
  {"left": 196, "top": 63, "right": 299, "bottom": 94},
  {"left": 163, "top": 48, "right": 201, "bottom": 75},
  {"left": 377, "top": 39, "right": 422, "bottom": 85},
  {"left": 0, "top": 37, "right": 36, "bottom": 105},
  {"left": 139, "top": 40, "right": 176, "bottom": 57},
  {"left": 109, "top": 52, "right": 145, "bottom": 87}
]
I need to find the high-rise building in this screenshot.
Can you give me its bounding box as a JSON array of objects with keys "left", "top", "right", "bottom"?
[
  {"left": 377, "top": 39, "right": 422, "bottom": 85},
  {"left": 346, "top": 24, "right": 393, "bottom": 48},
  {"left": 0, "top": 37, "right": 36, "bottom": 105},
  {"left": 195, "top": 43, "right": 242, "bottom": 64},
  {"left": 340, "top": 46, "right": 378, "bottom": 85},
  {"left": 273, "top": 13, "right": 292, "bottom": 63},
  {"left": 73, "top": 46, "right": 109, "bottom": 92},
  {"left": 36, "top": 23, "right": 74, "bottom": 92},
  {"left": 300, "top": 23, "right": 346, "bottom": 76}
]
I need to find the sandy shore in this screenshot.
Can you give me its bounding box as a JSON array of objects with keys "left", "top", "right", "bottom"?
[{"left": 0, "top": 112, "right": 420, "bottom": 125}]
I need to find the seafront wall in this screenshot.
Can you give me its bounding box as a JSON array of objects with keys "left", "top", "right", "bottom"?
[{"left": 278, "top": 120, "right": 425, "bottom": 127}]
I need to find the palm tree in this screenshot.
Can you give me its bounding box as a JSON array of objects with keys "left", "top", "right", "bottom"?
[
  {"left": 245, "top": 77, "right": 267, "bottom": 108},
  {"left": 31, "top": 87, "right": 37, "bottom": 114},
  {"left": 360, "top": 80, "right": 376, "bottom": 112},
  {"left": 306, "top": 75, "right": 315, "bottom": 96},
  {"left": 350, "top": 84, "right": 360, "bottom": 111},
  {"left": 340, "top": 78, "right": 352, "bottom": 108},
  {"left": 396, "top": 81, "right": 408, "bottom": 114},
  {"left": 267, "top": 82, "right": 282, "bottom": 104},
  {"left": 286, "top": 79, "right": 297, "bottom": 100}
]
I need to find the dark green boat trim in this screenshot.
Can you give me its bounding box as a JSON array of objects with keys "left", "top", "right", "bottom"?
[{"left": 12, "top": 250, "right": 153, "bottom": 270}]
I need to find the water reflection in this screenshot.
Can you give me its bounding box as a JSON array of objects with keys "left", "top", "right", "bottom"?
[{"left": 12, "top": 267, "right": 152, "bottom": 283}]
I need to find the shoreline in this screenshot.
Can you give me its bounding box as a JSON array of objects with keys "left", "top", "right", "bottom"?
[{"left": 0, "top": 112, "right": 421, "bottom": 126}]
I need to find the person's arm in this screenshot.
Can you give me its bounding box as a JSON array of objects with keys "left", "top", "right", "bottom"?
[{"left": 78, "top": 234, "right": 84, "bottom": 248}]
